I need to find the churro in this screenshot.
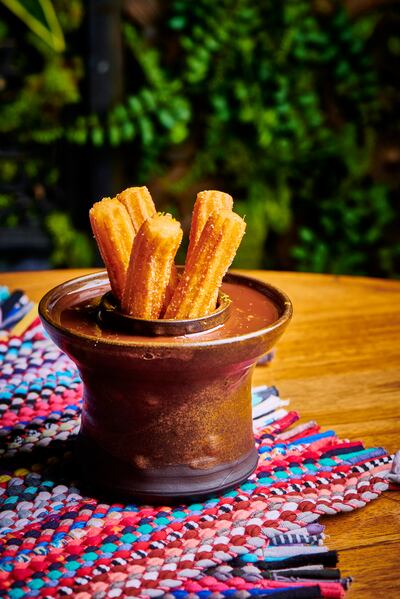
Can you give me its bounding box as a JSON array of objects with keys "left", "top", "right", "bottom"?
[
  {"left": 122, "top": 214, "right": 183, "bottom": 319},
  {"left": 117, "top": 186, "right": 156, "bottom": 233},
  {"left": 186, "top": 190, "right": 233, "bottom": 264},
  {"left": 162, "top": 264, "right": 179, "bottom": 315},
  {"left": 89, "top": 198, "right": 134, "bottom": 301},
  {"left": 165, "top": 209, "right": 246, "bottom": 319}
]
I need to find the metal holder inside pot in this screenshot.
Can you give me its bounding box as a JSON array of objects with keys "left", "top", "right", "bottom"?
[{"left": 97, "top": 291, "right": 232, "bottom": 336}]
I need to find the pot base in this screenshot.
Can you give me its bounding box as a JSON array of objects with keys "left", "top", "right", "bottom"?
[{"left": 77, "top": 435, "right": 259, "bottom": 503}]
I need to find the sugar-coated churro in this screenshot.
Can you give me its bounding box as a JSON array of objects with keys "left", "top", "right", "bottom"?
[
  {"left": 117, "top": 186, "right": 156, "bottom": 233},
  {"left": 162, "top": 264, "right": 179, "bottom": 316},
  {"left": 89, "top": 198, "right": 135, "bottom": 301},
  {"left": 122, "top": 214, "right": 183, "bottom": 319},
  {"left": 186, "top": 190, "right": 233, "bottom": 264},
  {"left": 165, "top": 209, "right": 246, "bottom": 319}
]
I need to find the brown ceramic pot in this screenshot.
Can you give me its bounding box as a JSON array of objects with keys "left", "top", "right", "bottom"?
[{"left": 39, "top": 270, "right": 292, "bottom": 502}]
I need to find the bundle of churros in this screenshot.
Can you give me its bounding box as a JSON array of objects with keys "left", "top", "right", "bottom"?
[{"left": 89, "top": 187, "right": 246, "bottom": 320}]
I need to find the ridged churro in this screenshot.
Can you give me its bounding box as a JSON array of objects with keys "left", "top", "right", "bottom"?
[
  {"left": 162, "top": 264, "right": 179, "bottom": 315},
  {"left": 122, "top": 214, "right": 183, "bottom": 319},
  {"left": 165, "top": 209, "right": 246, "bottom": 319},
  {"left": 117, "top": 186, "right": 156, "bottom": 233},
  {"left": 186, "top": 190, "right": 233, "bottom": 264},
  {"left": 89, "top": 198, "right": 135, "bottom": 301}
]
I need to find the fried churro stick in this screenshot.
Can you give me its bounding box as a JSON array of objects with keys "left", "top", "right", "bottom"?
[
  {"left": 165, "top": 209, "right": 246, "bottom": 319},
  {"left": 162, "top": 263, "right": 179, "bottom": 315},
  {"left": 118, "top": 186, "right": 180, "bottom": 306},
  {"left": 117, "top": 186, "right": 156, "bottom": 233},
  {"left": 186, "top": 190, "right": 233, "bottom": 264},
  {"left": 122, "top": 214, "right": 183, "bottom": 319},
  {"left": 89, "top": 198, "right": 135, "bottom": 301}
]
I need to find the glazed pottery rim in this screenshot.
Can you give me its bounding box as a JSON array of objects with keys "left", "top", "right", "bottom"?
[
  {"left": 98, "top": 289, "right": 232, "bottom": 336},
  {"left": 39, "top": 270, "right": 293, "bottom": 349}
]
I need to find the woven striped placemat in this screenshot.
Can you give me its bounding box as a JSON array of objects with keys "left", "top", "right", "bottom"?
[{"left": 0, "top": 321, "right": 393, "bottom": 598}]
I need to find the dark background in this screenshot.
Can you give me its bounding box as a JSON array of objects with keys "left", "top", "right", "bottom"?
[{"left": 1, "top": 0, "right": 399, "bottom": 275}]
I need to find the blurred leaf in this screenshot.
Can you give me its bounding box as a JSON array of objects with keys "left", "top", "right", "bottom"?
[
  {"left": 2, "top": 0, "right": 65, "bottom": 51},
  {"left": 45, "top": 212, "right": 94, "bottom": 267}
]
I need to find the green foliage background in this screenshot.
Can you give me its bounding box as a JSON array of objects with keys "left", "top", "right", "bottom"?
[{"left": 1, "top": 0, "right": 399, "bottom": 275}]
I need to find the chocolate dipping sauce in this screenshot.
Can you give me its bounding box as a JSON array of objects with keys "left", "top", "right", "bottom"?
[{"left": 58, "top": 279, "right": 279, "bottom": 344}]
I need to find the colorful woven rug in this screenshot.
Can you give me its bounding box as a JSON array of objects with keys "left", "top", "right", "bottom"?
[{"left": 0, "top": 320, "right": 393, "bottom": 599}]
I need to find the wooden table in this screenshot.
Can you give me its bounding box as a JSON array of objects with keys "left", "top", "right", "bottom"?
[{"left": 1, "top": 269, "right": 400, "bottom": 597}]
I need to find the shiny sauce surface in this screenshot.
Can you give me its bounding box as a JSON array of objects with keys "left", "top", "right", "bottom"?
[{"left": 59, "top": 281, "right": 279, "bottom": 343}]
